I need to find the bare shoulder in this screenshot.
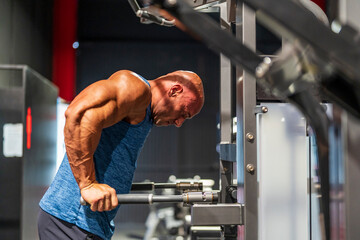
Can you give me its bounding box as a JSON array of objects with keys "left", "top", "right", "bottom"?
[{"left": 108, "top": 70, "right": 151, "bottom": 110}]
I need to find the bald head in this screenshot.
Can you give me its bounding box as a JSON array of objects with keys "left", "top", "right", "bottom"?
[
  {"left": 150, "top": 70, "right": 205, "bottom": 127},
  {"left": 161, "top": 70, "right": 205, "bottom": 110}
]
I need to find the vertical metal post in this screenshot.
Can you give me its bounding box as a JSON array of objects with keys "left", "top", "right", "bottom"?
[
  {"left": 220, "top": 2, "right": 233, "bottom": 147},
  {"left": 343, "top": 113, "right": 360, "bottom": 240},
  {"left": 337, "top": 1, "right": 360, "bottom": 239},
  {"left": 235, "top": 2, "right": 258, "bottom": 240},
  {"left": 219, "top": 3, "right": 238, "bottom": 238},
  {"left": 219, "top": 1, "right": 234, "bottom": 205},
  {"left": 339, "top": 0, "right": 360, "bottom": 31}
]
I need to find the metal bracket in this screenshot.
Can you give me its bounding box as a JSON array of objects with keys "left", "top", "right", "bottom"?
[
  {"left": 219, "top": 142, "right": 236, "bottom": 162},
  {"left": 191, "top": 203, "right": 244, "bottom": 225},
  {"left": 128, "top": 0, "right": 175, "bottom": 26}
]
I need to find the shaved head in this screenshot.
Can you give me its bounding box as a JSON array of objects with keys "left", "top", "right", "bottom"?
[
  {"left": 162, "top": 70, "right": 204, "bottom": 111},
  {"left": 149, "top": 70, "right": 205, "bottom": 127}
]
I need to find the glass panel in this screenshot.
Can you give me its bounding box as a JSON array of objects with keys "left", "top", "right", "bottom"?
[{"left": 257, "top": 103, "right": 308, "bottom": 240}]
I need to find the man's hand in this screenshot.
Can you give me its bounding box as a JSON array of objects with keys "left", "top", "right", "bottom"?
[{"left": 80, "top": 183, "right": 118, "bottom": 212}]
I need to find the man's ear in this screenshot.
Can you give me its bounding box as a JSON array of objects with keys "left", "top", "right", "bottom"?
[{"left": 168, "top": 84, "right": 183, "bottom": 97}]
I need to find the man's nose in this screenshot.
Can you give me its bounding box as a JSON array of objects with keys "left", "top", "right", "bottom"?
[{"left": 175, "top": 118, "right": 185, "bottom": 127}]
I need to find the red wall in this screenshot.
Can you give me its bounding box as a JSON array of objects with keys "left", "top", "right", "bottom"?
[
  {"left": 312, "top": 0, "right": 326, "bottom": 11},
  {"left": 52, "top": 0, "right": 78, "bottom": 102}
]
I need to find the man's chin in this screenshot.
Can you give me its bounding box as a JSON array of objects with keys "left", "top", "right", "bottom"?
[{"left": 154, "top": 120, "right": 170, "bottom": 127}]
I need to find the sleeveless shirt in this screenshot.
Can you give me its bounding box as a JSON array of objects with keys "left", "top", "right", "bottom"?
[{"left": 40, "top": 77, "right": 153, "bottom": 240}]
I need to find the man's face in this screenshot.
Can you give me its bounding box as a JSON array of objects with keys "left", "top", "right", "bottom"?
[{"left": 153, "top": 89, "right": 202, "bottom": 127}]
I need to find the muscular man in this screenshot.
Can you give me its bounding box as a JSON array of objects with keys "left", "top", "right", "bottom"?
[{"left": 38, "top": 70, "right": 204, "bottom": 240}]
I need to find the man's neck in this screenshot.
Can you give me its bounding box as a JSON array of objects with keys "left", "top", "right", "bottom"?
[{"left": 149, "top": 80, "right": 165, "bottom": 112}]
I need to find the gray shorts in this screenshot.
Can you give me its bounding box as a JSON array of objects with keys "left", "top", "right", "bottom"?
[{"left": 37, "top": 208, "right": 103, "bottom": 240}]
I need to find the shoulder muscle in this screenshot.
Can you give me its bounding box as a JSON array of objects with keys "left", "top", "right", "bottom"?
[
  {"left": 66, "top": 70, "right": 150, "bottom": 127},
  {"left": 108, "top": 70, "right": 151, "bottom": 113}
]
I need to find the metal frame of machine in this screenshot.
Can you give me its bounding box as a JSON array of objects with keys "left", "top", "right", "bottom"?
[{"left": 123, "top": 0, "right": 360, "bottom": 239}]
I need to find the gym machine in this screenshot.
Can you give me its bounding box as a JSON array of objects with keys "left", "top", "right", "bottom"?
[
  {"left": 0, "top": 65, "right": 58, "bottom": 240},
  {"left": 124, "top": 0, "right": 360, "bottom": 239}
]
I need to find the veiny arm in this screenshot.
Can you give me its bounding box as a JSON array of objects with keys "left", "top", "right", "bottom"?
[{"left": 64, "top": 70, "right": 151, "bottom": 211}]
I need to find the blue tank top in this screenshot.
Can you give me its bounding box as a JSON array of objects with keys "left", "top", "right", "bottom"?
[{"left": 40, "top": 78, "right": 153, "bottom": 240}]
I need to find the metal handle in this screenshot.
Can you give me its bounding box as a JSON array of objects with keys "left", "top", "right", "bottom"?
[
  {"left": 128, "top": 0, "right": 175, "bottom": 27},
  {"left": 80, "top": 196, "right": 88, "bottom": 206},
  {"left": 137, "top": 10, "right": 175, "bottom": 27},
  {"left": 80, "top": 192, "right": 218, "bottom": 206},
  {"left": 80, "top": 194, "right": 183, "bottom": 206},
  {"left": 131, "top": 181, "right": 203, "bottom": 191}
]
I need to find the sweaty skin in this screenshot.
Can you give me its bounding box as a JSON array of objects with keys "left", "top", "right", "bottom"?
[
  {"left": 64, "top": 70, "right": 151, "bottom": 212},
  {"left": 64, "top": 70, "right": 204, "bottom": 212}
]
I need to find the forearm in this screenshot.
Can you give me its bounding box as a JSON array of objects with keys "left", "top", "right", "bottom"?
[
  {"left": 66, "top": 147, "right": 97, "bottom": 189},
  {"left": 64, "top": 113, "right": 102, "bottom": 190}
]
